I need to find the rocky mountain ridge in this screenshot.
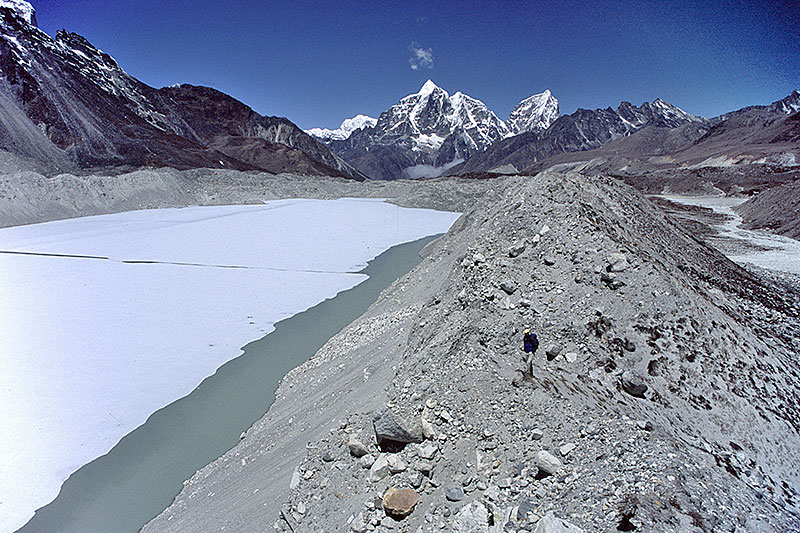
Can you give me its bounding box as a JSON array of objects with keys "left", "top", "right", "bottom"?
[
  {"left": 454, "top": 99, "right": 706, "bottom": 175},
  {"left": 0, "top": 4, "right": 366, "bottom": 179}
]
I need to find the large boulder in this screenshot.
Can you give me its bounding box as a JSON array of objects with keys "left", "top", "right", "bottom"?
[
  {"left": 621, "top": 371, "right": 648, "bottom": 398},
  {"left": 372, "top": 406, "right": 423, "bottom": 448}
]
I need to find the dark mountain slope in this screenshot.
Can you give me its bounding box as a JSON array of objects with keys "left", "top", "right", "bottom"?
[
  {"left": 0, "top": 8, "right": 362, "bottom": 179},
  {"left": 155, "top": 85, "right": 367, "bottom": 180},
  {"left": 0, "top": 13, "right": 252, "bottom": 171}
]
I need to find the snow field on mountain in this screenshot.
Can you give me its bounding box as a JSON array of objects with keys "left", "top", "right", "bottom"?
[{"left": 0, "top": 199, "right": 460, "bottom": 532}]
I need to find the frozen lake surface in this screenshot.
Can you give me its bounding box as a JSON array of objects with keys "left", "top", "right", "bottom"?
[
  {"left": 0, "top": 199, "right": 460, "bottom": 532},
  {"left": 660, "top": 195, "right": 800, "bottom": 276}
]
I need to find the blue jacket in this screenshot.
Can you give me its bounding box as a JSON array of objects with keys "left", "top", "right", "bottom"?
[{"left": 524, "top": 333, "right": 538, "bottom": 353}]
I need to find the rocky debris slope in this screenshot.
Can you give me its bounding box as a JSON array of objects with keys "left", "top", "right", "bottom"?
[
  {"left": 145, "top": 172, "right": 800, "bottom": 533},
  {"left": 0, "top": 167, "right": 494, "bottom": 228},
  {"left": 734, "top": 179, "right": 800, "bottom": 240}
]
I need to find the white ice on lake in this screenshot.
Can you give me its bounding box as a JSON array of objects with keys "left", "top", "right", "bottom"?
[
  {"left": 660, "top": 195, "right": 800, "bottom": 276},
  {"left": 0, "top": 199, "right": 460, "bottom": 532}
]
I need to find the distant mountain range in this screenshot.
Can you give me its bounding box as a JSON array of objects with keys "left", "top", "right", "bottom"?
[
  {"left": 308, "top": 80, "right": 798, "bottom": 180},
  {"left": 0, "top": 0, "right": 797, "bottom": 181}
]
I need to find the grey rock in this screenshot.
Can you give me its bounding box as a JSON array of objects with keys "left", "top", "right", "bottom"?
[
  {"left": 452, "top": 501, "right": 489, "bottom": 533},
  {"left": 421, "top": 419, "right": 435, "bottom": 439},
  {"left": 536, "top": 450, "right": 562, "bottom": 476},
  {"left": 359, "top": 453, "right": 375, "bottom": 469},
  {"left": 545, "top": 344, "right": 562, "bottom": 361},
  {"left": 621, "top": 371, "right": 648, "bottom": 398},
  {"left": 533, "top": 512, "right": 585, "bottom": 532},
  {"left": 607, "top": 253, "right": 630, "bottom": 272},
  {"left": 445, "top": 486, "right": 465, "bottom": 501},
  {"left": 623, "top": 338, "right": 636, "bottom": 352},
  {"left": 473, "top": 253, "right": 486, "bottom": 263},
  {"left": 497, "top": 477, "right": 512, "bottom": 488},
  {"left": 369, "top": 453, "right": 391, "bottom": 482},
  {"left": 387, "top": 454, "right": 407, "bottom": 473},
  {"left": 350, "top": 512, "right": 367, "bottom": 532},
  {"left": 600, "top": 271, "right": 625, "bottom": 289},
  {"left": 414, "top": 460, "right": 434, "bottom": 476},
  {"left": 508, "top": 243, "right": 526, "bottom": 258},
  {"left": 348, "top": 435, "right": 369, "bottom": 458},
  {"left": 543, "top": 256, "right": 556, "bottom": 266},
  {"left": 418, "top": 442, "right": 439, "bottom": 460},
  {"left": 372, "top": 406, "right": 423, "bottom": 446},
  {"left": 498, "top": 296, "right": 515, "bottom": 310},
  {"left": 499, "top": 279, "right": 518, "bottom": 294},
  {"left": 517, "top": 499, "right": 535, "bottom": 521},
  {"left": 531, "top": 429, "right": 544, "bottom": 440},
  {"left": 321, "top": 451, "right": 334, "bottom": 463},
  {"left": 559, "top": 443, "right": 576, "bottom": 456}
]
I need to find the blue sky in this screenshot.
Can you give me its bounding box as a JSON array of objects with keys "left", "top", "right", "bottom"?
[{"left": 33, "top": 0, "right": 799, "bottom": 129}]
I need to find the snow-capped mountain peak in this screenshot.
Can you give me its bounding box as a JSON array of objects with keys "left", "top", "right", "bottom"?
[
  {"left": 0, "top": 0, "right": 35, "bottom": 26},
  {"left": 507, "top": 89, "right": 560, "bottom": 135},
  {"left": 418, "top": 79, "right": 443, "bottom": 97},
  {"left": 375, "top": 81, "right": 508, "bottom": 149},
  {"left": 340, "top": 114, "right": 378, "bottom": 133},
  {"left": 305, "top": 114, "right": 377, "bottom": 142}
]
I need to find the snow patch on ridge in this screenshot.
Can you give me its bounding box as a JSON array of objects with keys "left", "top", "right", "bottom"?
[{"left": 0, "top": 0, "right": 35, "bottom": 25}]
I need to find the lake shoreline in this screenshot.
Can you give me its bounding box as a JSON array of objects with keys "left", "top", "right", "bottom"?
[{"left": 18, "top": 235, "right": 441, "bottom": 533}]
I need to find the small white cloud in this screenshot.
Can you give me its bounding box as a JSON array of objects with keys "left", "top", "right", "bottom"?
[{"left": 409, "top": 43, "right": 434, "bottom": 70}]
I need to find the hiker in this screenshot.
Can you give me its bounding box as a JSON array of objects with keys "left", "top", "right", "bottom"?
[
  {"left": 523, "top": 328, "right": 538, "bottom": 378},
  {"left": 523, "top": 329, "right": 538, "bottom": 354}
]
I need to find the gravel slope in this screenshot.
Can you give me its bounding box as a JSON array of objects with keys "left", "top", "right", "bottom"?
[
  {"left": 138, "top": 172, "right": 800, "bottom": 532},
  {"left": 734, "top": 180, "right": 800, "bottom": 240}
]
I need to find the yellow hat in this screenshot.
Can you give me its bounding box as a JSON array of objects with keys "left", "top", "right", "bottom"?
[{"left": 524, "top": 328, "right": 530, "bottom": 334}]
